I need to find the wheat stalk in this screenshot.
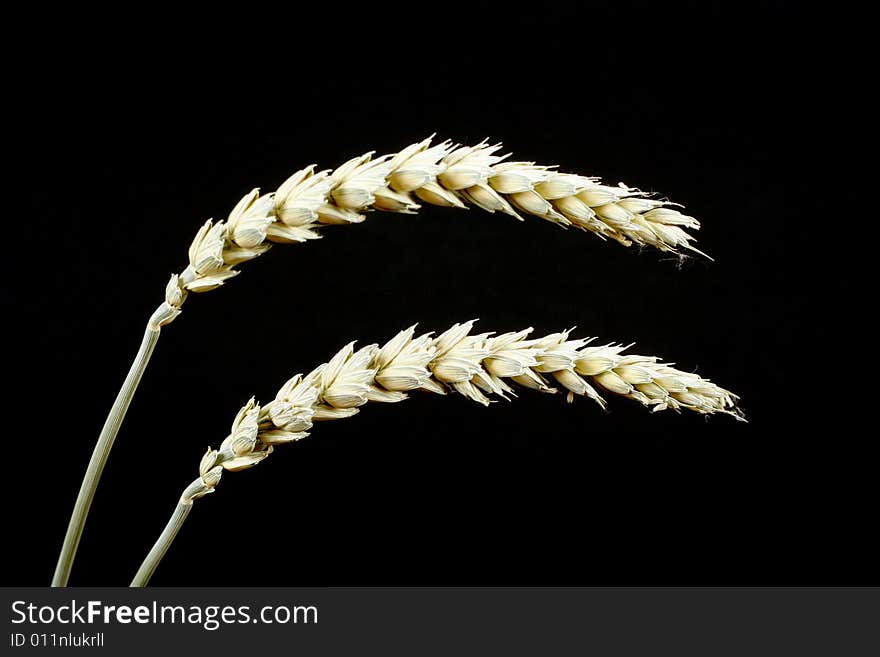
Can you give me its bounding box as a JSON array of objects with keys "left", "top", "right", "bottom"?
[
  {"left": 55, "top": 136, "right": 709, "bottom": 586},
  {"left": 131, "top": 321, "right": 741, "bottom": 586}
]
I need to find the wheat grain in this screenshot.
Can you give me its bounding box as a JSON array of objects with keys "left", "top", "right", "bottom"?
[
  {"left": 160, "top": 136, "right": 707, "bottom": 326},
  {"left": 131, "top": 321, "right": 741, "bottom": 586}
]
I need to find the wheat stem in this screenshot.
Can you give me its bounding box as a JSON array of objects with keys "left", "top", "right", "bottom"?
[
  {"left": 52, "top": 304, "right": 170, "bottom": 586},
  {"left": 130, "top": 502, "right": 192, "bottom": 588}
]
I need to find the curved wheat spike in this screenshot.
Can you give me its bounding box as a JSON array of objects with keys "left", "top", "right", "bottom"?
[
  {"left": 170, "top": 136, "right": 707, "bottom": 321},
  {"left": 131, "top": 321, "right": 742, "bottom": 586}
]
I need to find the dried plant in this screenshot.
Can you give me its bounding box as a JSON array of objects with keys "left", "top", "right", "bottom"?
[
  {"left": 161, "top": 136, "right": 708, "bottom": 329},
  {"left": 131, "top": 321, "right": 741, "bottom": 586},
  {"left": 54, "top": 136, "right": 709, "bottom": 586}
]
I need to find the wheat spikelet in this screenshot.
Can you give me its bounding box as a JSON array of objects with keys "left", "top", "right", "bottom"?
[
  {"left": 156, "top": 137, "right": 707, "bottom": 328},
  {"left": 179, "top": 321, "right": 742, "bottom": 503}
]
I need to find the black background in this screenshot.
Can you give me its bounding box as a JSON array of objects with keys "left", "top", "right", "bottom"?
[{"left": 3, "top": 2, "right": 866, "bottom": 586}]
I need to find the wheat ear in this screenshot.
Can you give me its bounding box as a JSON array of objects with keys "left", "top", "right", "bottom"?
[
  {"left": 55, "top": 137, "right": 706, "bottom": 586},
  {"left": 131, "top": 321, "right": 741, "bottom": 586},
  {"left": 169, "top": 135, "right": 709, "bottom": 322},
  {"left": 174, "top": 135, "right": 707, "bottom": 302}
]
